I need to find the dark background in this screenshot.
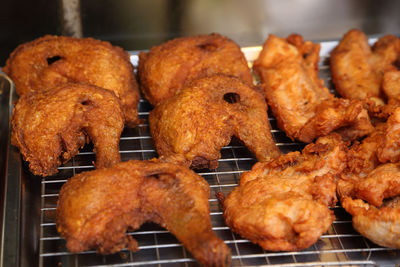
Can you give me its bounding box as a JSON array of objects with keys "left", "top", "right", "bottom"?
[{"left": 0, "top": 0, "right": 400, "bottom": 65}]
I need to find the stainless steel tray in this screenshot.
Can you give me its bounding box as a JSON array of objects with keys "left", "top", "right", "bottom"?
[{"left": 1, "top": 42, "right": 400, "bottom": 267}]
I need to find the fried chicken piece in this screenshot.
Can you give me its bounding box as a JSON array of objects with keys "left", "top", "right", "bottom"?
[
  {"left": 342, "top": 196, "right": 400, "bottom": 249},
  {"left": 149, "top": 74, "right": 280, "bottom": 169},
  {"left": 377, "top": 107, "right": 400, "bottom": 163},
  {"left": 11, "top": 83, "right": 124, "bottom": 176},
  {"left": 56, "top": 159, "right": 231, "bottom": 267},
  {"left": 253, "top": 34, "right": 372, "bottom": 143},
  {"left": 138, "top": 33, "right": 253, "bottom": 106},
  {"left": 220, "top": 134, "right": 347, "bottom": 251},
  {"left": 3, "top": 35, "right": 140, "bottom": 126},
  {"left": 340, "top": 163, "right": 400, "bottom": 249},
  {"left": 330, "top": 29, "right": 400, "bottom": 107},
  {"left": 337, "top": 124, "right": 400, "bottom": 249}
]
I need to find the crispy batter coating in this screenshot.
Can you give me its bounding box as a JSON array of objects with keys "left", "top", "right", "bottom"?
[
  {"left": 3, "top": 35, "right": 140, "bottom": 126},
  {"left": 330, "top": 29, "right": 400, "bottom": 108},
  {"left": 149, "top": 74, "right": 280, "bottom": 169},
  {"left": 11, "top": 83, "right": 124, "bottom": 177},
  {"left": 56, "top": 159, "right": 231, "bottom": 267},
  {"left": 253, "top": 34, "right": 373, "bottom": 143},
  {"left": 138, "top": 33, "right": 253, "bottom": 106},
  {"left": 340, "top": 163, "right": 400, "bottom": 249},
  {"left": 377, "top": 107, "right": 400, "bottom": 163},
  {"left": 342, "top": 196, "right": 400, "bottom": 249},
  {"left": 220, "top": 134, "right": 347, "bottom": 251},
  {"left": 337, "top": 122, "right": 400, "bottom": 249}
]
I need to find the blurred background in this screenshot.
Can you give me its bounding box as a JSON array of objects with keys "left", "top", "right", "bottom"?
[{"left": 1, "top": 0, "right": 400, "bottom": 65}]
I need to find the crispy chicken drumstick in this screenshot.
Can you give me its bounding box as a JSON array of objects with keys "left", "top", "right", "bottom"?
[
  {"left": 56, "top": 159, "right": 231, "bottom": 267},
  {"left": 11, "top": 83, "right": 124, "bottom": 176}
]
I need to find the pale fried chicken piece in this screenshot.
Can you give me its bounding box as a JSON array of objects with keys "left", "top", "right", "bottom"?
[
  {"left": 220, "top": 134, "right": 347, "bottom": 251},
  {"left": 138, "top": 33, "right": 253, "bottom": 106},
  {"left": 11, "top": 83, "right": 124, "bottom": 177},
  {"left": 342, "top": 196, "right": 400, "bottom": 249},
  {"left": 3, "top": 35, "right": 141, "bottom": 126},
  {"left": 56, "top": 159, "right": 231, "bottom": 267},
  {"left": 149, "top": 74, "right": 280, "bottom": 169},
  {"left": 253, "top": 34, "right": 372, "bottom": 143},
  {"left": 330, "top": 29, "right": 400, "bottom": 107}
]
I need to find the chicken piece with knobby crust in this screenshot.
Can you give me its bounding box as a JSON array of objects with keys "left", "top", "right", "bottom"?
[
  {"left": 253, "top": 34, "right": 372, "bottom": 143},
  {"left": 138, "top": 33, "right": 253, "bottom": 106},
  {"left": 219, "top": 134, "right": 347, "bottom": 251},
  {"left": 56, "top": 159, "right": 231, "bottom": 267},
  {"left": 340, "top": 163, "right": 400, "bottom": 249},
  {"left": 342, "top": 196, "right": 400, "bottom": 249},
  {"left": 149, "top": 74, "right": 280, "bottom": 169},
  {"left": 11, "top": 83, "right": 124, "bottom": 177},
  {"left": 3, "top": 35, "right": 141, "bottom": 126}
]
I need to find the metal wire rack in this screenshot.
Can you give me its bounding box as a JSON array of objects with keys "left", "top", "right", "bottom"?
[{"left": 35, "top": 43, "right": 400, "bottom": 267}]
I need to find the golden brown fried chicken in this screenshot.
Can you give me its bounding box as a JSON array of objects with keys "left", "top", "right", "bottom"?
[
  {"left": 253, "top": 34, "right": 372, "bottom": 143},
  {"left": 330, "top": 29, "right": 400, "bottom": 107},
  {"left": 149, "top": 74, "right": 280, "bottom": 169},
  {"left": 220, "top": 134, "right": 347, "bottom": 251},
  {"left": 377, "top": 107, "right": 400, "bottom": 163},
  {"left": 56, "top": 159, "right": 231, "bottom": 267},
  {"left": 337, "top": 123, "right": 400, "bottom": 249},
  {"left": 340, "top": 163, "right": 400, "bottom": 249},
  {"left": 11, "top": 83, "right": 124, "bottom": 177},
  {"left": 138, "top": 33, "right": 253, "bottom": 106},
  {"left": 3, "top": 35, "right": 140, "bottom": 126},
  {"left": 342, "top": 196, "right": 400, "bottom": 249}
]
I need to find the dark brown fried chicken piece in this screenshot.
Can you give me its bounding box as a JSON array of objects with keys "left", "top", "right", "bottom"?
[
  {"left": 56, "top": 159, "right": 231, "bottom": 267},
  {"left": 149, "top": 74, "right": 280, "bottom": 169},
  {"left": 220, "top": 134, "right": 347, "bottom": 251},
  {"left": 3, "top": 35, "right": 140, "bottom": 126},
  {"left": 253, "top": 34, "right": 373, "bottom": 143},
  {"left": 11, "top": 83, "right": 124, "bottom": 177},
  {"left": 330, "top": 29, "right": 400, "bottom": 107},
  {"left": 138, "top": 33, "right": 253, "bottom": 106}
]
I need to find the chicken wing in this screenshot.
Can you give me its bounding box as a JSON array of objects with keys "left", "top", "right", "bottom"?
[
  {"left": 149, "top": 74, "right": 280, "bottom": 169},
  {"left": 138, "top": 33, "right": 253, "bottom": 106},
  {"left": 220, "top": 134, "right": 347, "bottom": 251},
  {"left": 11, "top": 83, "right": 124, "bottom": 176},
  {"left": 56, "top": 159, "right": 231, "bottom": 267},
  {"left": 253, "top": 34, "right": 372, "bottom": 143},
  {"left": 3, "top": 35, "right": 141, "bottom": 126}
]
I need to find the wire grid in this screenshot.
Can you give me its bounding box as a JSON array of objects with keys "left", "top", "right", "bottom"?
[{"left": 38, "top": 45, "right": 400, "bottom": 267}]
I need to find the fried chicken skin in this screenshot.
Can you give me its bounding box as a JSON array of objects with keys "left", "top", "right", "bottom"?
[
  {"left": 3, "top": 35, "right": 140, "bottom": 126},
  {"left": 56, "top": 159, "right": 231, "bottom": 267},
  {"left": 342, "top": 196, "right": 400, "bottom": 249},
  {"left": 11, "top": 83, "right": 124, "bottom": 176},
  {"left": 138, "top": 33, "right": 253, "bottom": 106},
  {"left": 149, "top": 74, "right": 280, "bottom": 169},
  {"left": 337, "top": 124, "right": 400, "bottom": 249},
  {"left": 330, "top": 29, "right": 400, "bottom": 108},
  {"left": 253, "top": 34, "right": 372, "bottom": 143},
  {"left": 220, "top": 134, "right": 347, "bottom": 251},
  {"left": 377, "top": 107, "right": 400, "bottom": 163},
  {"left": 340, "top": 163, "right": 400, "bottom": 249}
]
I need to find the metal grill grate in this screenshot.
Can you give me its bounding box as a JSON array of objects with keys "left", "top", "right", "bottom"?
[{"left": 37, "top": 43, "right": 400, "bottom": 267}]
